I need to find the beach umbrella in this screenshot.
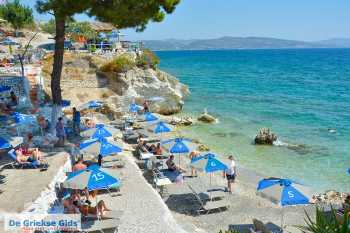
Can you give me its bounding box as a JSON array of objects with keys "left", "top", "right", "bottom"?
[
  {"left": 348, "top": 168, "right": 350, "bottom": 174},
  {"left": 0, "top": 137, "right": 11, "bottom": 150},
  {"left": 11, "top": 112, "right": 37, "bottom": 136},
  {"left": 147, "top": 121, "right": 173, "bottom": 134},
  {"left": 162, "top": 137, "right": 194, "bottom": 167},
  {"left": 0, "top": 85, "right": 10, "bottom": 92},
  {"left": 80, "top": 123, "right": 121, "bottom": 139},
  {"left": 80, "top": 137, "right": 123, "bottom": 157},
  {"left": 129, "top": 103, "right": 142, "bottom": 113},
  {"left": 138, "top": 112, "right": 158, "bottom": 122},
  {"left": 191, "top": 153, "right": 228, "bottom": 197},
  {"left": 257, "top": 177, "right": 309, "bottom": 229},
  {"left": 61, "top": 99, "right": 71, "bottom": 107},
  {"left": 63, "top": 164, "right": 120, "bottom": 191},
  {"left": 78, "top": 100, "right": 103, "bottom": 111}
]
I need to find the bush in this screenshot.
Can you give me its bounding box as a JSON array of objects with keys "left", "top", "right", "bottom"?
[
  {"left": 100, "top": 55, "right": 135, "bottom": 73},
  {"left": 136, "top": 48, "right": 159, "bottom": 69}
]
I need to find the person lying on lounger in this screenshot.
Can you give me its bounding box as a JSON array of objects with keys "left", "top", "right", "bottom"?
[{"left": 76, "top": 191, "right": 111, "bottom": 218}]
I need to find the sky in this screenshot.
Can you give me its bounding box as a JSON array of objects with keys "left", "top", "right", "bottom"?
[{"left": 24, "top": 0, "right": 350, "bottom": 42}]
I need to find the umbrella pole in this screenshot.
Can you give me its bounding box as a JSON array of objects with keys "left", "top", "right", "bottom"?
[
  {"left": 209, "top": 173, "right": 212, "bottom": 200},
  {"left": 280, "top": 208, "right": 284, "bottom": 232}
]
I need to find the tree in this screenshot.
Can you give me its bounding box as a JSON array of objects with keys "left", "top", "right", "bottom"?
[
  {"left": 0, "top": 0, "right": 34, "bottom": 32},
  {"left": 35, "top": 0, "right": 180, "bottom": 127},
  {"left": 40, "top": 18, "right": 55, "bottom": 35}
]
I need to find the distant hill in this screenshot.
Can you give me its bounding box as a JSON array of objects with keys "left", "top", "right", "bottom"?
[
  {"left": 315, "top": 38, "right": 350, "bottom": 48},
  {"left": 142, "top": 36, "right": 350, "bottom": 51}
]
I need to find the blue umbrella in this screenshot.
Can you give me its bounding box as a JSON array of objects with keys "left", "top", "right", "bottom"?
[
  {"left": 0, "top": 85, "right": 10, "bottom": 92},
  {"left": 0, "top": 137, "right": 11, "bottom": 150},
  {"left": 348, "top": 168, "right": 350, "bottom": 174},
  {"left": 129, "top": 103, "right": 142, "bottom": 113},
  {"left": 79, "top": 100, "right": 103, "bottom": 110},
  {"left": 80, "top": 123, "right": 120, "bottom": 139},
  {"left": 162, "top": 138, "right": 193, "bottom": 154},
  {"left": 80, "top": 137, "right": 123, "bottom": 157},
  {"left": 257, "top": 178, "right": 309, "bottom": 206},
  {"left": 12, "top": 112, "right": 36, "bottom": 124},
  {"left": 191, "top": 153, "right": 228, "bottom": 173},
  {"left": 149, "top": 121, "right": 172, "bottom": 134},
  {"left": 64, "top": 164, "right": 120, "bottom": 191},
  {"left": 61, "top": 99, "right": 71, "bottom": 107},
  {"left": 141, "top": 112, "right": 158, "bottom": 122}
]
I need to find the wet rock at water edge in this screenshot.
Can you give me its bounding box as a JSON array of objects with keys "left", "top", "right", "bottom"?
[
  {"left": 254, "top": 128, "right": 277, "bottom": 145},
  {"left": 197, "top": 108, "right": 217, "bottom": 123}
]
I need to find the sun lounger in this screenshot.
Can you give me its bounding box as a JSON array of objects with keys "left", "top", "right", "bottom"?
[
  {"left": 190, "top": 185, "right": 226, "bottom": 200},
  {"left": 81, "top": 218, "right": 121, "bottom": 233},
  {"left": 188, "top": 185, "right": 230, "bottom": 214}
]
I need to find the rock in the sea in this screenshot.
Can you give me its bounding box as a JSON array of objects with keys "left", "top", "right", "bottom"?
[
  {"left": 169, "top": 116, "right": 194, "bottom": 126},
  {"left": 311, "top": 190, "right": 349, "bottom": 205},
  {"left": 254, "top": 128, "right": 277, "bottom": 145},
  {"left": 197, "top": 144, "right": 210, "bottom": 152},
  {"left": 197, "top": 109, "right": 217, "bottom": 123}
]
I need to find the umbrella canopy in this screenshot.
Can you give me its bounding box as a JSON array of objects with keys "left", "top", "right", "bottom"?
[
  {"left": 129, "top": 103, "right": 142, "bottom": 113},
  {"left": 80, "top": 124, "right": 121, "bottom": 139},
  {"left": 79, "top": 100, "right": 103, "bottom": 111},
  {"left": 0, "top": 85, "right": 10, "bottom": 92},
  {"left": 348, "top": 168, "right": 350, "bottom": 174},
  {"left": 162, "top": 138, "right": 194, "bottom": 154},
  {"left": 80, "top": 137, "right": 123, "bottom": 157},
  {"left": 257, "top": 178, "right": 309, "bottom": 206},
  {"left": 12, "top": 112, "right": 36, "bottom": 125},
  {"left": 147, "top": 121, "right": 172, "bottom": 134},
  {"left": 191, "top": 153, "right": 228, "bottom": 173},
  {"left": 0, "top": 137, "right": 11, "bottom": 150},
  {"left": 63, "top": 164, "right": 120, "bottom": 190},
  {"left": 61, "top": 99, "right": 71, "bottom": 107},
  {"left": 139, "top": 112, "right": 158, "bottom": 122}
]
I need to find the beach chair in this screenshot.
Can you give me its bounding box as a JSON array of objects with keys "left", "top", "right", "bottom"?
[
  {"left": 81, "top": 211, "right": 123, "bottom": 233},
  {"left": 190, "top": 184, "right": 226, "bottom": 200},
  {"left": 188, "top": 185, "right": 230, "bottom": 215}
]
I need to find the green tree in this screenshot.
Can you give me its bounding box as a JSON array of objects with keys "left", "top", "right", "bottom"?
[
  {"left": 0, "top": 0, "right": 34, "bottom": 32},
  {"left": 40, "top": 18, "right": 55, "bottom": 34},
  {"left": 36, "top": 0, "right": 180, "bottom": 127},
  {"left": 67, "top": 21, "right": 97, "bottom": 40}
]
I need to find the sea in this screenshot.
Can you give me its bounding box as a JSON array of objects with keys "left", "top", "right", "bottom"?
[{"left": 156, "top": 49, "right": 350, "bottom": 192}]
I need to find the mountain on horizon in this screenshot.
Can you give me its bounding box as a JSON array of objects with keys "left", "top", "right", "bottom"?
[{"left": 142, "top": 36, "right": 350, "bottom": 50}]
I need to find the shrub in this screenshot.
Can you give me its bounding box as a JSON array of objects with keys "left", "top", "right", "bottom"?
[
  {"left": 298, "top": 206, "right": 349, "bottom": 233},
  {"left": 136, "top": 48, "right": 159, "bottom": 69},
  {"left": 100, "top": 55, "right": 135, "bottom": 73}
]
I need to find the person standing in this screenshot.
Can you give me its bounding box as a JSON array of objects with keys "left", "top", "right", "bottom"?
[
  {"left": 72, "top": 107, "right": 81, "bottom": 135},
  {"left": 224, "top": 155, "right": 237, "bottom": 193},
  {"left": 56, "top": 117, "right": 66, "bottom": 147}
]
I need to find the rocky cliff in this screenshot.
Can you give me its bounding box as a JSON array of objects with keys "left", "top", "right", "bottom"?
[{"left": 41, "top": 52, "right": 189, "bottom": 116}]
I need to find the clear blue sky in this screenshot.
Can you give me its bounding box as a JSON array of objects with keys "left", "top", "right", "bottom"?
[{"left": 24, "top": 0, "right": 350, "bottom": 41}]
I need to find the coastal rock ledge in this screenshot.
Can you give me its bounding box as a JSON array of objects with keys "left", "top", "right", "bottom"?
[
  {"left": 104, "top": 68, "right": 190, "bottom": 115},
  {"left": 42, "top": 53, "right": 190, "bottom": 115}
]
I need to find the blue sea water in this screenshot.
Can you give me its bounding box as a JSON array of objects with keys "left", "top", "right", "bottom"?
[{"left": 156, "top": 49, "right": 350, "bottom": 192}]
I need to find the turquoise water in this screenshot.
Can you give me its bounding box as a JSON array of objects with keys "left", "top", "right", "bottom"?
[{"left": 156, "top": 49, "right": 350, "bottom": 192}]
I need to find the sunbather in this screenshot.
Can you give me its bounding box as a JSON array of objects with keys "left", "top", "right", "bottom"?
[
  {"left": 37, "top": 115, "right": 51, "bottom": 133},
  {"left": 154, "top": 143, "right": 162, "bottom": 155},
  {"left": 72, "top": 157, "right": 87, "bottom": 171},
  {"left": 63, "top": 198, "right": 80, "bottom": 214},
  {"left": 148, "top": 144, "right": 156, "bottom": 154},
  {"left": 7, "top": 91, "right": 18, "bottom": 107},
  {"left": 78, "top": 190, "right": 111, "bottom": 218},
  {"left": 84, "top": 119, "right": 96, "bottom": 128},
  {"left": 166, "top": 155, "right": 186, "bottom": 172}
]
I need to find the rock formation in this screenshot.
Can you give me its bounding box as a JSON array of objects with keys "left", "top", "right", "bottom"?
[
  {"left": 41, "top": 52, "right": 189, "bottom": 116},
  {"left": 197, "top": 109, "right": 217, "bottom": 123},
  {"left": 311, "top": 190, "right": 349, "bottom": 205},
  {"left": 169, "top": 116, "right": 194, "bottom": 126},
  {"left": 254, "top": 128, "right": 277, "bottom": 145}
]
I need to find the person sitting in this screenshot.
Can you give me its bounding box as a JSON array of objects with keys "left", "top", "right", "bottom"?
[
  {"left": 78, "top": 191, "right": 111, "bottom": 218},
  {"left": 142, "top": 101, "right": 149, "bottom": 113},
  {"left": 154, "top": 143, "right": 162, "bottom": 155},
  {"left": 72, "top": 157, "right": 87, "bottom": 171},
  {"left": 148, "top": 144, "right": 156, "bottom": 154},
  {"left": 63, "top": 198, "right": 80, "bottom": 214},
  {"left": 37, "top": 116, "right": 51, "bottom": 133},
  {"left": 166, "top": 155, "right": 177, "bottom": 172},
  {"left": 139, "top": 140, "right": 149, "bottom": 153},
  {"left": 0, "top": 103, "right": 12, "bottom": 114},
  {"left": 84, "top": 118, "right": 96, "bottom": 128},
  {"left": 15, "top": 147, "right": 43, "bottom": 165},
  {"left": 7, "top": 91, "right": 18, "bottom": 107}
]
